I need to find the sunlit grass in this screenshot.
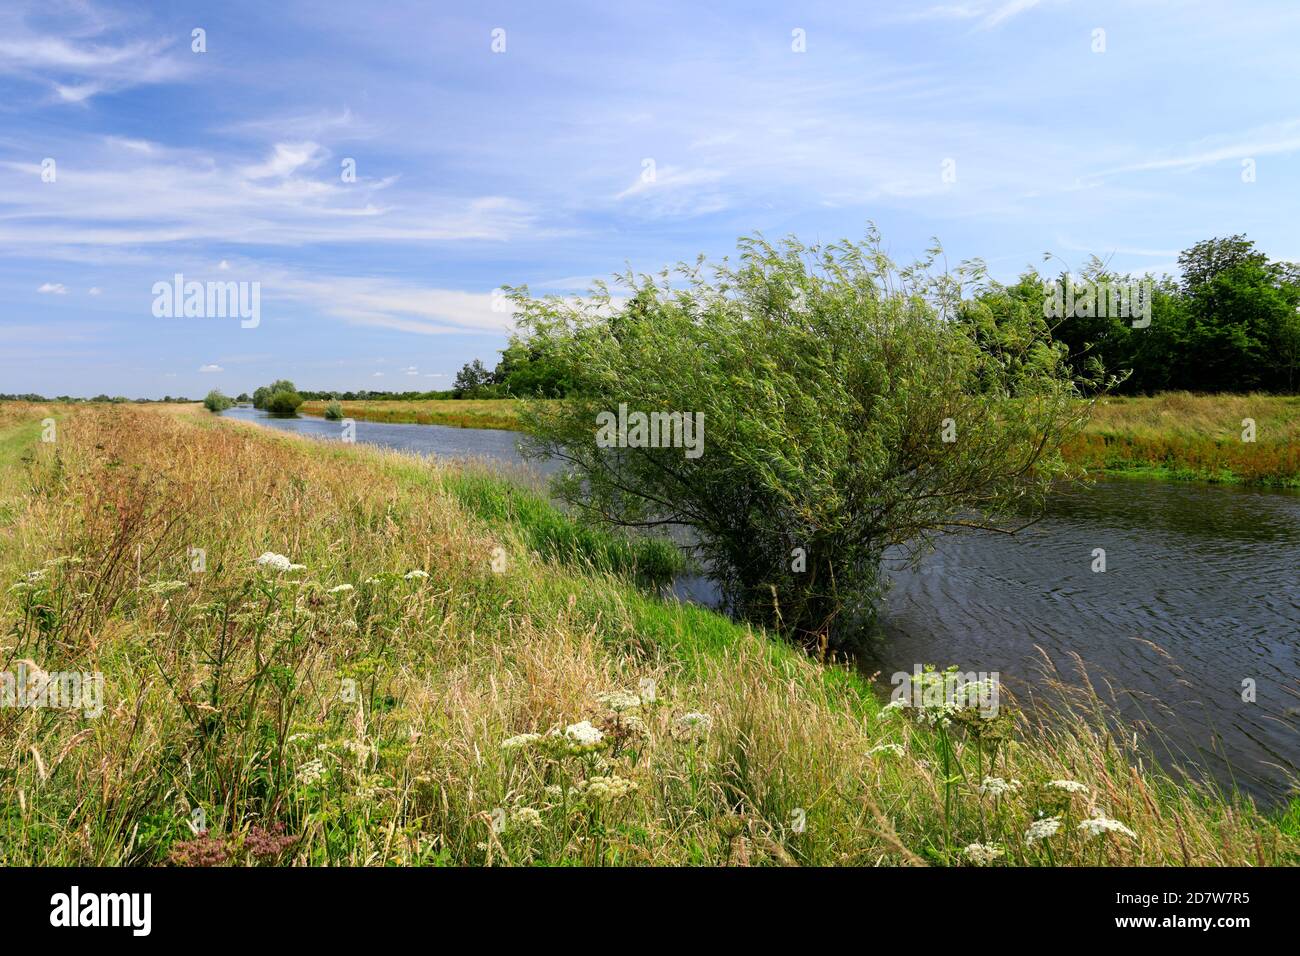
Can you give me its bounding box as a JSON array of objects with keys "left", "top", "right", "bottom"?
[
  {"left": 0, "top": 401, "right": 1294, "bottom": 866},
  {"left": 1068, "top": 392, "right": 1300, "bottom": 486},
  {"left": 299, "top": 399, "right": 522, "bottom": 431}
]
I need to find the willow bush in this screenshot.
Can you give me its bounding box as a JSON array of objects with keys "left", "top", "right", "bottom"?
[{"left": 511, "top": 232, "right": 1094, "bottom": 646}]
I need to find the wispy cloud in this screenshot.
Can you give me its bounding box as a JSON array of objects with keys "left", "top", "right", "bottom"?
[{"left": 0, "top": 17, "right": 190, "bottom": 104}]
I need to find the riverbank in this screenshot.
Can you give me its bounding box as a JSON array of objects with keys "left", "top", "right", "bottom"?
[
  {"left": 299, "top": 398, "right": 523, "bottom": 430},
  {"left": 1066, "top": 392, "right": 1300, "bottom": 488},
  {"left": 302, "top": 392, "right": 1300, "bottom": 487},
  {"left": 1, "top": 401, "right": 1294, "bottom": 865}
]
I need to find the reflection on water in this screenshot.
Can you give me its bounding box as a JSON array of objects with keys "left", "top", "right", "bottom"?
[{"left": 223, "top": 406, "right": 1300, "bottom": 804}]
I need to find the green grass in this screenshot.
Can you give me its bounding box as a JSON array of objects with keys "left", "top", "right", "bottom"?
[
  {"left": 1068, "top": 392, "right": 1300, "bottom": 487},
  {"left": 0, "top": 401, "right": 1294, "bottom": 867}
]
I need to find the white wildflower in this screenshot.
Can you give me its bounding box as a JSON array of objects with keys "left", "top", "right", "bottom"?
[
  {"left": 596, "top": 690, "right": 641, "bottom": 713},
  {"left": 869, "top": 743, "right": 905, "bottom": 757},
  {"left": 510, "top": 807, "right": 543, "bottom": 828},
  {"left": 404, "top": 569, "right": 429, "bottom": 580},
  {"left": 256, "top": 552, "right": 293, "bottom": 572},
  {"left": 963, "top": 842, "right": 1004, "bottom": 865},
  {"left": 563, "top": 720, "right": 604, "bottom": 749},
  {"left": 879, "top": 698, "right": 910, "bottom": 719},
  {"left": 296, "top": 759, "right": 326, "bottom": 786},
  {"left": 1025, "top": 815, "right": 1062, "bottom": 844},
  {"left": 1077, "top": 815, "right": 1137, "bottom": 840},
  {"left": 573, "top": 774, "right": 637, "bottom": 801},
  {"left": 327, "top": 583, "right": 355, "bottom": 595},
  {"left": 675, "top": 712, "right": 713, "bottom": 738},
  {"left": 501, "top": 732, "right": 542, "bottom": 751},
  {"left": 978, "top": 776, "right": 1021, "bottom": 797},
  {"left": 1047, "top": 779, "right": 1090, "bottom": 794}
]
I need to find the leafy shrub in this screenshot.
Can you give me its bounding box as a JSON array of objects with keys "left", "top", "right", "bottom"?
[{"left": 203, "top": 389, "right": 233, "bottom": 413}]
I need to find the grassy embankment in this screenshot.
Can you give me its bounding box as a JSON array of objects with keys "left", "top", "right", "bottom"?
[
  {"left": 0, "top": 401, "right": 1295, "bottom": 866},
  {"left": 299, "top": 398, "right": 522, "bottom": 431},
  {"left": 1066, "top": 392, "right": 1300, "bottom": 488},
  {"left": 305, "top": 393, "right": 1300, "bottom": 488}
]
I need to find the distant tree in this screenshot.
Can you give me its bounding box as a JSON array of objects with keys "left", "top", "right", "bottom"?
[
  {"left": 453, "top": 359, "right": 494, "bottom": 397},
  {"left": 265, "top": 389, "right": 304, "bottom": 414},
  {"left": 253, "top": 379, "right": 298, "bottom": 409},
  {"left": 203, "top": 389, "right": 234, "bottom": 413},
  {"left": 1178, "top": 235, "right": 1270, "bottom": 292}
]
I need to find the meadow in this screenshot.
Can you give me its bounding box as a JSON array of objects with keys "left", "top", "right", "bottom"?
[
  {"left": 299, "top": 398, "right": 523, "bottom": 431},
  {"left": 1065, "top": 391, "right": 1300, "bottom": 487},
  {"left": 0, "top": 401, "right": 1295, "bottom": 866}
]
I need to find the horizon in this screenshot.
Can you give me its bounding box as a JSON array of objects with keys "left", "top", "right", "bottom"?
[{"left": 4, "top": 0, "right": 1300, "bottom": 398}]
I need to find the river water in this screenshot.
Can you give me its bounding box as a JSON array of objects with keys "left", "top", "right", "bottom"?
[{"left": 222, "top": 406, "right": 1300, "bottom": 804}]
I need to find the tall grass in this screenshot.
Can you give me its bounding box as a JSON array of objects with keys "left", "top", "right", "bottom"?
[
  {"left": 299, "top": 399, "right": 522, "bottom": 431},
  {"left": 1068, "top": 392, "right": 1300, "bottom": 486},
  {"left": 0, "top": 402, "right": 1294, "bottom": 866}
]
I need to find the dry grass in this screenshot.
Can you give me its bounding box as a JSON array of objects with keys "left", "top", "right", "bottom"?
[
  {"left": 0, "top": 401, "right": 1294, "bottom": 866},
  {"left": 299, "top": 399, "right": 522, "bottom": 431},
  {"left": 1067, "top": 392, "right": 1300, "bottom": 486}
]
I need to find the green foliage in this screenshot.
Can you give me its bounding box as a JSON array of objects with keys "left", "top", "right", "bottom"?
[
  {"left": 453, "top": 360, "right": 495, "bottom": 398},
  {"left": 265, "top": 390, "right": 304, "bottom": 414},
  {"left": 971, "top": 235, "right": 1300, "bottom": 395},
  {"left": 253, "top": 379, "right": 299, "bottom": 410},
  {"left": 203, "top": 389, "right": 234, "bottom": 413},
  {"left": 494, "top": 337, "right": 576, "bottom": 397},
  {"left": 323, "top": 400, "right": 345, "bottom": 421},
  {"left": 510, "top": 230, "right": 1090, "bottom": 645}
]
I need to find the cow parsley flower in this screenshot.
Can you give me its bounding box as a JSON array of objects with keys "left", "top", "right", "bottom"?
[
  {"left": 404, "top": 569, "right": 428, "bottom": 581},
  {"left": 1047, "top": 779, "right": 1090, "bottom": 794},
  {"left": 563, "top": 720, "right": 604, "bottom": 749},
  {"left": 510, "top": 806, "right": 543, "bottom": 828},
  {"left": 256, "top": 552, "right": 293, "bottom": 572},
  {"left": 573, "top": 774, "right": 637, "bottom": 801},
  {"left": 1077, "top": 815, "right": 1137, "bottom": 839},
  {"left": 978, "top": 776, "right": 1021, "bottom": 797},
  {"left": 675, "top": 712, "right": 713, "bottom": 740},
  {"left": 327, "top": 584, "right": 355, "bottom": 595},
  {"left": 596, "top": 690, "right": 641, "bottom": 713},
  {"left": 296, "top": 759, "right": 326, "bottom": 786},
  {"left": 963, "top": 842, "right": 1004, "bottom": 865},
  {"left": 878, "top": 699, "right": 910, "bottom": 720},
  {"left": 1025, "top": 815, "right": 1062, "bottom": 844},
  {"left": 501, "top": 732, "right": 542, "bottom": 751},
  {"left": 869, "top": 743, "right": 905, "bottom": 757}
]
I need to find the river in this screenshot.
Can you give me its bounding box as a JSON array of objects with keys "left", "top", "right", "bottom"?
[{"left": 222, "top": 405, "right": 1300, "bottom": 804}]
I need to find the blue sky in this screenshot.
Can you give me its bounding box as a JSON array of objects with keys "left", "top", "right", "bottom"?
[{"left": 3, "top": 0, "right": 1299, "bottom": 398}]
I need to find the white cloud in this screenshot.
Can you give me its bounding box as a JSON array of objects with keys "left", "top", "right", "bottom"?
[
  {"left": 198, "top": 364, "right": 223, "bottom": 373},
  {"left": 0, "top": 145, "right": 538, "bottom": 249},
  {"left": 87, "top": 286, "right": 102, "bottom": 295},
  {"left": 242, "top": 142, "right": 328, "bottom": 180},
  {"left": 37, "top": 282, "right": 67, "bottom": 294},
  {"left": 0, "top": 29, "right": 190, "bottom": 103}
]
